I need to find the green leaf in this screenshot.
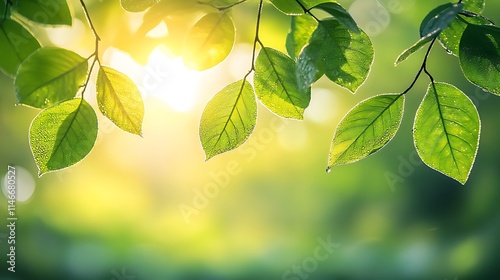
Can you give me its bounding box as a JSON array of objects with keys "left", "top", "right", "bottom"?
[
  {"left": 328, "top": 94, "right": 405, "bottom": 167},
  {"left": 313, "top": 2, "right": 359, "bottom": 33},
  {"left": 298, "top": 19, "right": 373, "bottom": 93},
  {"left": 459, "top": 24, "right": 500, "bottom": 95},
  {"left": 270, "top": 0, "right": 332, "bottom": 15},
  {"left": 120, "top": 0, "right": 158, "bottom": 12},
  {"left": 29, "top": 99, "right": 98, "bottom": 176},
  {"left": 438, "top": 16, "right": 490, "bottom": 56},
  {"left": 254, "top": 47, "right": 310, "bottom": 119},
  {"left": 460, "top": 0, "right": 485, "bottom": 13},
  {"left": 419, "top": 3, "right": 464, "bottom": 38},
  {"left": 286, "top": 15, "right": 317, "bottom": 61},
  {"left": 296, "top": 38, "right": 324, "bottom": 94},
  {"left": 413, "top": 82, "right": 480, "bottom": 184},
  {"left": 182, "top": 12, "right": 235, "bottom": 71},
  {"left": 12, "top": 0, "right": 72, "bottom": 26},
  {"left": 96, "top": 66, "right": 144, "bottom": 136},
  {"left": 0, "top": 19, "right": 40, "bottom": 77},
  {"left": 395, "top": 35, "right": 433, "bottom": 66},
  {"left": 15, "top": 47, "right": 88, "bottom": 108},
  {"left": 200, "top": 80, "right": 257, "bottom": 160}
]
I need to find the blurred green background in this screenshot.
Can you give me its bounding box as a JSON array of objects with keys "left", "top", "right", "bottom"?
[{"left": 1, "top": 0, "right": 500, "bottom": 279}]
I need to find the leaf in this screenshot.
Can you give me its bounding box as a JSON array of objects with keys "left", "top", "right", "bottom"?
[
  {"left": 328, "top": 94, "right": 405, "bottom": 167},
  {"left": 459, "top": 24, "right": 500, "bottom": 96},
  {"left": 413, "top": 82, "right": 480, "bottom": 184},
  {"left": 296, "top": 38, "right": 324, "bottom": 94},
  {"left": 12, "top": 0, "right": 72, "bottom": 26},
  {"left": 313, "top": 2, "right": 359, "bottom": 33},
  {"left": 29, "top": 99, "right": 98, "bottom": 176},
  {"left": 298, "top": 19, "right": 373, "bottom": 93},
  {"left": 200, "top": 80, "right": 257, "bottom": 160},
  {"left": 120, "top": 0, "right": 158, "bottom": 12},
  {"left": 0, "top": 19, "right": 40, "bottom": 77},
  {"left": 15, "top": 47, "right": 88, "bottom": 108},
  {"left": 254, "top": 47, "right": 310, "bottom": 119},
  {"left": 459, "top": 0, "right": 485, "bottom": 14},
  {"left": 419, "top": 3, "right": 464, "bottom": 38},
  {"left": 270, "top": 0, "right": 332, "bottom": 15},
  {"left": 96, "top": 66, "right": 144, "bottom": 136},
  {"left": 182, "top": 12, "right": 235, "bottom": 71},
  {"left": 395, "top": 35, "right": 433, "bottom": 66},
  {"left": 438, "top": 16, "right": 490, "bottom": 56},
  {"left": 286, "top": 15, "right": 317, "bottom": 60},
  {"left": 396, "top": 3, "right": 464, "bottom": 65}
]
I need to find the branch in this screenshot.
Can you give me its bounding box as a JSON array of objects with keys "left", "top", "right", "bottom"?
[
  {"left": 401, "top": 38, "right": 437, "bottom": 95},
  {"left": 294, "top": 0, "right": 320, "bottom": 22},
  {"left": 79, "top": 0, "right": 101, "bottom": 98}
]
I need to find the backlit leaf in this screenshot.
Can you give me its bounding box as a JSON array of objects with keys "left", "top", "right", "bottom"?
[
  {"left": 29, "top": 99, "right": 98, "bottom": 176},
  {"left": 255, "top": 47, "right": 310, "bottom": 119},
  {"left": 413, "top": 82, "right": 480, "bottom": 184},
  {"left": 438, "top": 16, "right": 490, "bottom": 56},
  {"left": 459, "top": 24, "right": 500, "bottom": 96},
  {"left": 0, "top": 19, "right": 40, "bottom": 77},
  {"left": 395, "top": 35, "right": 434, "bottom": 66},
  {"left": 12, "top": 0, "right": 72, "bottom": 26},
  {"left": 182, "top": 12, "right": 235, "bottom": 71},
  {"left": 200, "top": 80, "right": 257, "bottom": 160},
  {"left": 96, "top": 66, "right": 144, "bottom": 136},
  {"left": 313, "top": 2, "right": 359, "bottom": 33},
  {"left": 329, "top": 94, "right": 405, "bottom": 167},
  {"left": 286, "top": 15, "right": 317, "bottom": 60},
  {"left": 15, "top": 47, "right": 88, "bottom": 108},
  {"left": 419, "top": 3, "right": 464, "bottom": 38}
]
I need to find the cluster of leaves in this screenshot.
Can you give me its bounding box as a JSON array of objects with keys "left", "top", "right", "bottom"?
[
  {"left": 1, "top": 0, "right": 499, "bottom": 185},
  {"left": 0, "top": 0, "right": 144, "bottom": 175}
]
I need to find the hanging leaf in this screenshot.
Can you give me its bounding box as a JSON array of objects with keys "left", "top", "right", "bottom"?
[
  {"left": 254, "top": 47, "right": 310, "bottom": 119},
  {"left": 438, "top": 16, "right": 490, "bottom": 56},
  {"left": 296, "top": 39, "right": 324, "bottom": 94},
  {"left": 313, "top": 2, "right": 359, "bottom": 33},
  {"left": 29, "top": 99, "right": 98, "bottom": 176},
  {"left": 395, "top": 36, "right": 434, "bottom": 66},
  {"left": 12, "top": 0, "right": 72, "bottom": 26},
  {"left": 182, "top": 12, "right": 235, "bottom": 71},
  {"left": 15, "top": 47, "right": 88, "bottom": 108},
  {"left": 0, "top": 19, "right": 40, "bottom": 77},
  {"left": 328, "top": 94, "right": 405, "bottom": 168},
  {"left": 200, "top": 80, "right": 257, "bottom": 160},
  {"left": 96, "top": 66, "right": 144, "bottom": 136},
  {"left": 459, "top": 24, "right": 500, "bottom": 96},
  {"left": 286, "top": 15, "right": 317, "bottom": 61},
  {"left": 413, "top": 82, "right": 480, "bottom": 184},
  {"left": 419, "top": 3, "right": 464, "bottom": 38},
  {"left": 298, "top": 19, "right": 373, "bottom": 93},
  {"left": 120, "top": 0, "right": 158, "bottom": 12}
]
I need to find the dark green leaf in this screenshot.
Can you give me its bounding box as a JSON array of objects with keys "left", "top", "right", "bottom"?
[
  {"left": 419, "top": 3, "right": 464, "bottom": 38},
  {"left": 120, "top": 0, "right": 158, "bottom": 12},
  {"left": 459, "top": 24, "right": 500, "bottom": 95},
  {"left": 12, "top": 0, "right": 72, "bottom": 26},
  {"left": 438, "top": 16, "right": 490, "bottom": 56},
  {"left": 329, "top": 94, "right": 405, "bottom": 167},
  {"left": 254, "top": 47, "right": 310, "bottom": 119},
  {"left": 298, "top": 19, "right": 373, "bottom": 93},
  {"left": 29, "top": 99, "right": 98, "bottom": 176},
  {"left": 200, "top": 80, "right": 257, "bottom": 160},
  {"left": 0, "top": 19, "right": 40, "bottom": 77},
  {"left": 313, "top": 2, "right": 359, "bottom": 33},
  {"left": 15, "top": 47, "right": 88, "bottom": 108},
  {"left": 413, "top": 82, "right": 480, "bottom": 184},
  {"left": 286, "top": 15, "right": 317, "bottom": 60},
  {"left": 182, "top": 12, "right": 235, "bottom": 71},
  {"left": 96, "top": 66, "right": 144, "bottom": 136}
]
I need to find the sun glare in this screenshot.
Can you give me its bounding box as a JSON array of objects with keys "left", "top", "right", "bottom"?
[{"left": 103, "top": 47, "right": 202, "bottom": 112}]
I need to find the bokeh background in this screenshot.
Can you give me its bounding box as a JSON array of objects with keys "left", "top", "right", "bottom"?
[{"left": 1, "top": 0, "right": 500, "bottom": 279}]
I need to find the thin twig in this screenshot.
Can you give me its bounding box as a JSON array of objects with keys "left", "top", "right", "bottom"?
[
  {"left": 401, "top": 38, "right": 437, "bottom": 95},
  {"left": 79, "top": 0, "right": 101, "bottom": 98}
]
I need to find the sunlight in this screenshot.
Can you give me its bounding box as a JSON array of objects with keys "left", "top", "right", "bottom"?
[{"left": 140, "top": 47, "right": 202, "bottom": 112}]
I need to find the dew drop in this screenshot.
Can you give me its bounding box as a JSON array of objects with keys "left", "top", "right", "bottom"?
[
  {"left": 326, "top": 166, "right": 332, "bottom": 173},
  {"left": 446, "top": 49, "right": 452, "bottom": 54}
]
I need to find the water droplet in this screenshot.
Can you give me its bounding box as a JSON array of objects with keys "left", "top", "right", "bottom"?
[
  {"left": 446, "top": 49, "right": 452, "bottom": 54},
  {"left": 326, "top": 166, "right": 331, "bottom": 173}
]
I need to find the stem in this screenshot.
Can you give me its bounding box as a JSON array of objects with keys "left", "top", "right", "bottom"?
[
  {"left": 79, "top": 0, "right": 100, "bottom": 98},
  {"left": 401, "top": 38, "right": 437, "bottom": 95},
  {"left": 245, "top": 0, "right": 264, "bottom": 77},
  {"left": 294, "top": 0, "right": 320, "bottom": 22},
  {"left": 458, "top": 11, "right": 495, "bottom": 25}
]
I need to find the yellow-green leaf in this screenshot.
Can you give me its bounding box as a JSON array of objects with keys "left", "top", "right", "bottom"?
[
  {"left": 96, "top": 66, "right": 144, "bottom": 136},
  {"left": 182, "top": 12, "right": 235, "bottom": 71}
]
